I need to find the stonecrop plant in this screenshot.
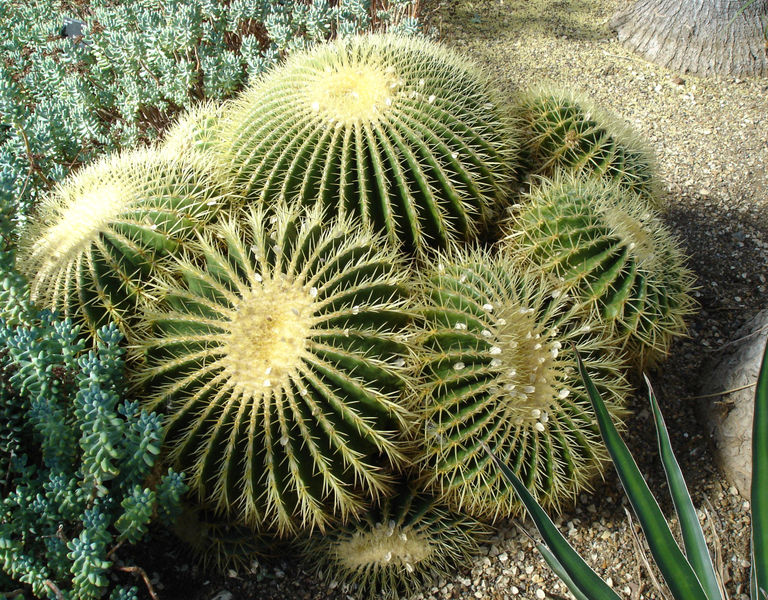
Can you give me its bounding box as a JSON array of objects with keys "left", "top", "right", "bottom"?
[
  {"left": 215, "top": 33, "right": 518, "bottom": 255},
  {"left": 135, "top": 203, "right": 417, "bottom": 535},
  {"left": 0, "top": 204, "right": 186, "bottom": 600},
  {"left": 412, "top": 247, "right": 630, "bottom": 520}
]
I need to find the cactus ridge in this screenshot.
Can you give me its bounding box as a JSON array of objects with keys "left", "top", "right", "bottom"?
[
  {"left": 504, "top": 176, "right": 696, "bottom": 365},
  {"left": 217, "top": 34, "right": 518, "bottom": 254},
  {"left": 303, "top": 486, "right": 491, "bottom": 599},
  {"left": 515, "top": 86, "right": 661, "bottom": 206},
  {"left": 414, "top": 248, "right": 629, "bottom": 519},
  {"left": 17, "top": 148, "right": 226, "bottom": 341},
  {"left": 136, "top": 203, "right": 416, "bottom": 534}
]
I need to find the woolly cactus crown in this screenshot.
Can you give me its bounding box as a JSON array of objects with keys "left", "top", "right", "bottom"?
[
  {"left": 413, "top": 248, "right": 629, "bottom": 519},
  {"left": 17, "top": 148, "right": 226, "bottom": 340},
  {"left": 216, "top": 33, "right": 519, "bottom": 254},
  {"left": 504, "top": 175, "right": 696, "bottom": 365},
  {"left": 136, "top": 203, "right": 417, "bottom": 535}
]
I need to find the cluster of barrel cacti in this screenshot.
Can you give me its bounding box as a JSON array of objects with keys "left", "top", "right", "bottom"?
[{"left": 16, "top": 34, "right": 695, "bottom": 599}]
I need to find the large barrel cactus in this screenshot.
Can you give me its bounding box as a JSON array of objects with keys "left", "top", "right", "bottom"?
[
  {"left": 302, "top": 485, "right": 491, "bottom": 599},
  {"left": 514, "top": 87, "right": 661, "bottom": 206},
  {"left": 17, "top": 149, "right": 227, "bottom": 341},
  {"left": 135, "top": 203, "right": 416, "bottom": 535},
  {"left": 504, "top": 176, "right": 695, "bottom": 365},
  {"left": 413, "top": 248, "right": 629, "bottom": 519},
  {"left": 216, "top": 34, "right": 519, "bottom": 254}
]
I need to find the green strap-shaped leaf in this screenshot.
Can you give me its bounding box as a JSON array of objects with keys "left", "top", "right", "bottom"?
[
  {"left": 752, "top": 337, "right": 768, "bottom": 600},
  {"left": 645, "top": 375, "right": 723, "bottom": 600},
  {"left": 575, "top": 352, "right": 709, "bottom": 600},
  {"left": 485, "top": 446, "right": 621, "bottom": 600},
  {"left": 536, "top": 543, "right": 592, "bottom": 600}
]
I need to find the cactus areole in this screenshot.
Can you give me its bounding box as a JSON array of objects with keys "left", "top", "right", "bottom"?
[{"left": 218, "top": 34, "right": 518, "bottom": 255}]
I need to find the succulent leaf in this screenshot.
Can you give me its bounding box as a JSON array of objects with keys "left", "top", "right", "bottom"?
[
  {"left": 17, "top": 149, "right": 229, "bottom": 342},
  {"left": 217, "top": 34, "right": 519, "bottom": 254},
  {"left": 413, "top": 248, "right": 630, "bottom": 519},
  {"left": 514, "top": 87, "right": 661, "bottom": 206},
  {"left": 504, "top": 176, "right": 696, "bottom": 366},
  {"left": 136, "top": 203, "right": 416, "bottom": 534},
  {"left": 303, "top": 485, "right": 491, "bottom": 599}
]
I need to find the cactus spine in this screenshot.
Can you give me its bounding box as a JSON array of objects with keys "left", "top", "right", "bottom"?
[
  {"left": 217, "top": 34, "right": 519, "bottom": 254},
  {"left": 136, "top": 203, "right": 416, "bottom": 535},
  {"left": 172, "top": 504, "right": 288, "bottom": 573},
  {"left": 17, "top": 149, "right": 227, "bottom": 341},
  {"left": 413, "top": 248, "right": 629, "bottom": 518},
  {"left": 504, "top": 176, "right": 695, "bottom": 365}
]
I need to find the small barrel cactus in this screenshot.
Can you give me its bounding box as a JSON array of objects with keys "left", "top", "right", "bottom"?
[
  {"left": 216, "top": 34, "right": 519, "bottom": 254},
  {"left": 135, "top": 203, "right": 416, "bottom": 535},
  {"left": 302, "top": 485, "right": 491, "bottom": 599},
  {"left": 161, "top": 100, "right": 229, "bottom": 161},
  {"left": 514, "top": 87, "right": 661, "bottom": 206},
  {"left": 413, "top": 248, "right": 629, "bottom": 519},
  {"left": 503, "top": 176, "right": 696, "bottom": 366},
  {"left": 16, "top": 149, "right": 227, "bottom": 341},
  {"left": 172, "top": 504, "right": 289, "bottom": 573}
]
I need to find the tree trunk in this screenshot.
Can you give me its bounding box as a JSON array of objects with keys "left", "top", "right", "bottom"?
[{"left": 610, "top": 0, "right": 768, "bottom": 77}]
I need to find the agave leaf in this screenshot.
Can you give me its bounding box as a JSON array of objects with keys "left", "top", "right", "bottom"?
[
  {"left": 727, "top": 0, "right": 759, "bottom": 25},
  {"left": 536, "top": 543, "right": 593, "bottom": 600},
  {"left": 575, "top": 352, "right": 709, "bottom": 600},
  {"left": 485, "top": 446, "right": 622, "bottom": 600},
  {"left": 752, "top": 337, "right": 768, "bottom": 600},
  {"left": 645, "top": 374, "right": 723, "bottom": 600}
]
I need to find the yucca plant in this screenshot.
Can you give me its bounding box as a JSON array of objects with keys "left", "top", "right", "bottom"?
[
  {"left": 412, "top": 247, "right": 630, "bottom": 520},
  {"left": 16, "top": 148, "right": 228, "bottom": 342},
  {"left": 514, "top": 86, "right": 661, "bottom": 206},
  {"left": 490, "top": 338, "right": 768, "bottom": 600},
  {"left": 216, "top": 33, "right": 519, "bottom": 255},
  {"left": 135, "top": 203, "right": 416, "bottom": 535},
  {"left": 302, "top": 484, "right": 491, "bottom": 599},
  {"left": 504, "top": 175, "right": 696, "bottom": 366}
]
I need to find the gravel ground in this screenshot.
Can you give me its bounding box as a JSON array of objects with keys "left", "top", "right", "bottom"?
[{"left": 133, "top": 2, "right": 768, "bottom": 598}]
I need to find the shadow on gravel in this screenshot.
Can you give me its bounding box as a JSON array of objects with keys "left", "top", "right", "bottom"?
[
  {"left": 436, "top": 0, "right": 615, "bottom": 42},
  {"left": 632, "top": 192, "right": 768, "bottom": 504}
]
